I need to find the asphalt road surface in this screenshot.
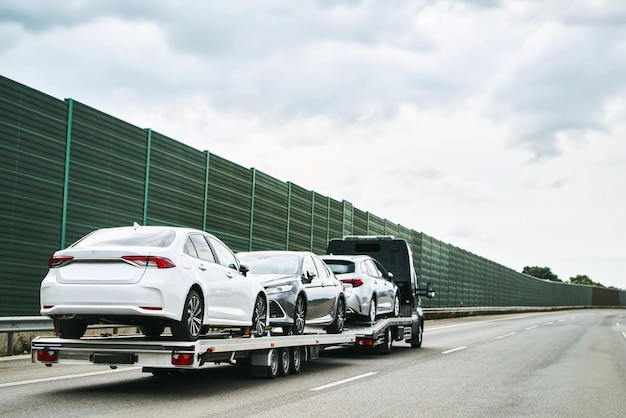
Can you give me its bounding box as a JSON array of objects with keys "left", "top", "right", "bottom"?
[{"left": 1, "top": 309, "right": 625, "bottom": 417}]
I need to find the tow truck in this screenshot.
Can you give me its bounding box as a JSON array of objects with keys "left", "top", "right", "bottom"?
[{"left": 32, "top": 235, "right": 434, "bottom": 378}]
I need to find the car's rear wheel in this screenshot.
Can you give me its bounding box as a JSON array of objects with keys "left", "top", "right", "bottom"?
[
  {"left": 393, "top": 293, "right": 400, "bottom": 317},
  {"left": 326, "top": 297, "right": 346, "bottom": 334},
  {"left": 59, "top": 319, "right": 87, "bottom": 339},
  {"left": 140, "top": 324, "right": 165, "bottom": 338},
  {"left": 368, "top": 296, "right": 377, "bottom": 322},
  {"left": 171, "top": 289, "right": 203, "bottom": 341},
  {"left": 252, "top": 295, "right": 267, "bottom": 337},
  {"left": 293, "top": 295, "right": 306, "bottom": 335}
]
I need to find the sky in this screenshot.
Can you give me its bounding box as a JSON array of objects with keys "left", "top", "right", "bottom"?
[{"left": 1, "top": 0, "right": 625, "bottom": 289}]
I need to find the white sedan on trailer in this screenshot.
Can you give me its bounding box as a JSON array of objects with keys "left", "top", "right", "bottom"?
[{"left": 40, "top": 224, "right": 268, "bottom": 341}]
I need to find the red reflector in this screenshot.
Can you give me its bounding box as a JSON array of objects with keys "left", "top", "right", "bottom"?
[
  {"left": 37, "top": 350, "right": 58, "bottom": 362},
  {"left": 48, "top": 256, "right": 73, "bottom": 268},
  {"left": 42, "top": 305, "right": 54, "bottom": 309},
  {"left": 341, "top": 278, "right": 364, "bottom": 287},
  {"left": 357, "top": 339, "right": 373, "bottom": 347},
  {"left": 122, "top": 256, "right": 175, "bottom": 268},
  {"left": 140, "top": 306, "right": 163, "bottom": 311},
  {"left": 172, "top": 353, "right": 193, "bottom": 366}
]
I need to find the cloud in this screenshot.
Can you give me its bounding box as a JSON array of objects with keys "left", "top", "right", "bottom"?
[{"left": 1, "top": 0, "right": 625, "bottom": 289}]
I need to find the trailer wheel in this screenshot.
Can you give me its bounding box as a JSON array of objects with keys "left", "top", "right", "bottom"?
[
  {"left": 290, "top": 347, "right": 302, "bottom": 374},
  {"left": 376, "top": 326, "right": 393, "bottom": 354},
  {"left": 267, "top": 349, "right": 279, "bottom": 379},
  {"left": 278, "top": 348, "right": 290, "bottom": 376},
  {"left": 59, "top": 319, "right": 87, "bottom": 339},
  {"left": 410, "top": 322, "right": 423, "bottom": 348}
]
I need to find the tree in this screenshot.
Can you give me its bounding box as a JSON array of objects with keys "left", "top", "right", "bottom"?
[
  {"left": 570, "top": 274, "right": 605, "bottom": 288},
  {"left": 522, "top": 266, "right": 562, "bottom": 282}
]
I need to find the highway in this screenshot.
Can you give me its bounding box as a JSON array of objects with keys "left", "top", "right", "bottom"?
[{"left": 1, "top": 309, "right": 625, "bottom": 417}]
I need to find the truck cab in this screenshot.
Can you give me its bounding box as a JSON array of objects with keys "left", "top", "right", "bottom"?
[{"left": 327, "top": 236, "right": 434, "bottom": 316}]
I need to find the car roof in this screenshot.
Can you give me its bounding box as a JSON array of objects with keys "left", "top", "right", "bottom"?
[
  {"left": 237, "top": 250, "right": 315, "bottom": 257},
  {"left": 89, "top": 225, "right": 219, "bottom": 238},
  {"left": 321, "top": 254, "right": 373, "bottom": 261}
]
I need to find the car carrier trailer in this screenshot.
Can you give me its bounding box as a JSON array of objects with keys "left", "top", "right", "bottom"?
[{"left": 31, "top": 313, "right": 424, "bottom": 379}]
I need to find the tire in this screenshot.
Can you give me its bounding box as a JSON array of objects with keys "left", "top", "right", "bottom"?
[
  {"left": 267, "top": 349, "right": 278, "bottom": 379},
  {"left": 252, "top": 295, "right": 267, "bottom": 337},
  {"left": 171, "top": 289, "right": 203, "bottom": 341},
  {"left": 278, "top": 348, "right": 290, "bottom": 377},
  {"left": 290, "top": 347, "right": 302, "bottom": 374},
  {"left": 392, "top": 293, "right": 400, "bottom": 318},
  {"left": 59, "top": 319, "right": 87, "bottom": 339},
  {"left": 140, "top": 325, "right": 165, "bottom": 338},
  {"left": 376, "top": 326, "right": 393, "bottom": 354},
  {"left": 293, "top": 295, "right": 306, "bottom": 335},
  {"left": 410, "top": 322, "right": 423, "bottom": 348},
  {"left": 327, "top": 297, "right": 346, "bottom": 334},
  {"left": 367, "top": 296, "right": 377, "bottom": 322}
]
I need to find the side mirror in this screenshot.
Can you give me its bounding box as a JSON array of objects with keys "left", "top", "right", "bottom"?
[
  {"left": 416, "top": 282, "right": 436, "bottom": 298},
  {"left": 239, "top": 264, "right": 249, "bottom": 277},
  {"left": 302, "top": 270, "right": 316, "bottom": 284},
  {"left": 387, "top": 271, "right": 394, "bottom": 280},
  {"left": 426, "top": 282, "right": 435, "bottom": 298}
]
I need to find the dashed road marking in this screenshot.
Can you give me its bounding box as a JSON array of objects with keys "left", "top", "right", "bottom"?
[
  {"left": 310, "top": 372, "right": 377, "bottom": 391},
  {"left": 0, "top": 367, "right": 140, "bottom": 388},
  {"left": 525, "top": 325, "right": 538, "bottom": 331},
  {"left": 496, "top": 332, "right": 516, "bottom": 339},
  {"left": 442, "top": 346, "right": 467, "bottom": 354}
]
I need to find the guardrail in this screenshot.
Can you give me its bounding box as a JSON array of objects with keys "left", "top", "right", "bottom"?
[{"left": 0, "top": 317, "right": 130, "bottom": 356}]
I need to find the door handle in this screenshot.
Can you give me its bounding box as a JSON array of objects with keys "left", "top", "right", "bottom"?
[
  {"left": 226, "top": 271, "right": 233, "bottom": 278},
  {"left": 198, "top": 263, "right": 207, "bottom": 271}
]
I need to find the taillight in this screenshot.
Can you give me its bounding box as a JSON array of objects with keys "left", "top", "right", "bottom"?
[
  {"left": 122, "top": 256, "right": 175, "bottom": 268},
  {"left": 48, "top": 256, "right": 73, "bottom": 268},
  {"left": 37, "top": 349, "right": 58, "bottom": 363},
  {"left": 172, "top": 352, "right": 193, "bottom": 366},
  {"left": 341, "top": 278, "right": 364, "bottom": 287}
]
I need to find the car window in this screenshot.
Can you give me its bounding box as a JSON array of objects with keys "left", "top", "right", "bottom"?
[
  {"left": 302, "top": 255, "right": 317, "bottom": 279},
  {"left": 183, "top": 237, "right": 199, "bottom": 258},
  {"left": 72, "top": 228, "right": 176, "bottom": 248},
  {"left": 207, "top": 236, "right": 238, "bottom": 270},
  {"left": 238, "top": 253, "right": 299, "bottom": 274},
  {"left": 313, "top": 256, "right": 330, "bottom": 280},
  {"left": 324, "top": 260, "right": 355, "bottom": 274},
  {"left": 372, "top": 260, "right": 388, "bottom": 279},
  {"left": 188, "top": 234, "right": 216, "bottom": 262},
  {"left": 365, "top": 260, "right": 383, "bottom": 278}
]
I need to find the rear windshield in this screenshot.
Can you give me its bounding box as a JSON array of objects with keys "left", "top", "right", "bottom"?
[
  {"left": 323, "top": 260, "right": 355, "bottom": 274},
  {"left": 71, "top": 228, "right": 176, "bottom": 248}
]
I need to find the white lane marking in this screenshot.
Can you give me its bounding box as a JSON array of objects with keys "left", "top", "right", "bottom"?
[
  {"left": 442, "top": 346, "right": 467, "bottom": 354},
  {"left": 496, "top": 332, "right": 516, "bottom": 339},
  {"left": 311, "top": 372, "right": 377, "bottom": 391},
  {"left": 545, "top": 322, "right": 554, "bottom": 325},
  {"left": 622, "top": 332, "right": 626, "bottom": 340},
  {"left": 0, "top": 367, "right": 141, "bottom": 388},
  {"left": 427, "top": 314, "right": 539, "bottom": 331},
  {"left": 525, "top": 325, "right": 538, "bottom": 331}
]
